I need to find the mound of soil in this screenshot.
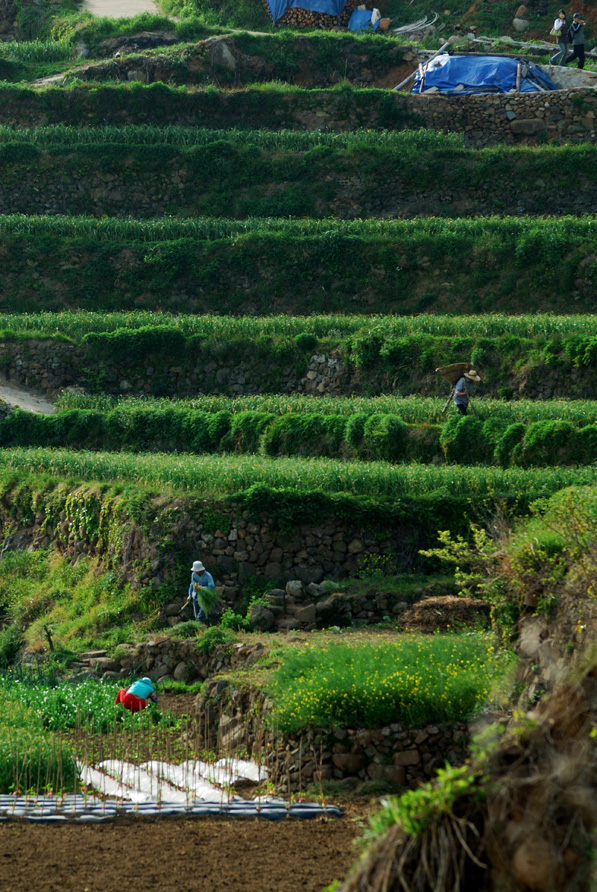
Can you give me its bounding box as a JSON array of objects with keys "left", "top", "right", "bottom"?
[{"left": 398, "top": 595, "right": 490, "bottom": 632}]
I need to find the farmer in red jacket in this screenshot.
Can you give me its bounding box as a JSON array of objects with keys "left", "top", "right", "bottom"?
[{"left": 115, "top": 677, "right": 158, "bottom": 712}]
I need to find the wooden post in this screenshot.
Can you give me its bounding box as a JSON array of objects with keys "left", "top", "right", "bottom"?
[
  {"left": 515, "top": 62, "right": 521, "bottom": 92},
  {"left": 392, "top": 39, "right": 452, "bottom": 91},
  {"left": 442, "top": 386, "right": 455, "bottom": 414}
]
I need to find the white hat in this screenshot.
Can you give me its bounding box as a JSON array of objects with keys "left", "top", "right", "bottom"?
[
  {"left": 191, "top": 560, "right": 205, "bottom": 572},
  {"left": 464, "top": 369, "right": 481, "bottom": 383}
]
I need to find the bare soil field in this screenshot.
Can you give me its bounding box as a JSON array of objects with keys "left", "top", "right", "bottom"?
[{"left": 1, "top": 810, "right": 363, "bottom": 892}]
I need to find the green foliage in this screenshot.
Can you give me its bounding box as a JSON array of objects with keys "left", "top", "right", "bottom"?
[
  {"left": 0, "top": 625, "right": 23, "bottom": 667},
  {"left": 268, "top": 634, "right": 508, "bottom": 732},
  {"left": 195, "top": 625, "right": 236, "bottom": 654},
  {"left": 220, "top": 607, "right": 251, "bottom": 632},
  {"left": 364, "top": 764, "right": 485, "bottom": 842},
  {"left": 82, "top": 325, "right": 186, "bottom": 362},
  {"left": 440, "top": 416, "right": 493, "bottom": 465}
]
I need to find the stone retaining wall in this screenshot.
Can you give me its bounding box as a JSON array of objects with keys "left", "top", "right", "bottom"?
[{"left": 2, "top": 339, "right": 592, "bottom": 403}]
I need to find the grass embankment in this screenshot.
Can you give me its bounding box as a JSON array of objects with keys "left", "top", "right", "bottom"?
[
  {"left": 0, "top": 216, "right": 594, "bottom": 313},
  {"left": 0, "top": 132, "right": 596, "bottom": 220}
]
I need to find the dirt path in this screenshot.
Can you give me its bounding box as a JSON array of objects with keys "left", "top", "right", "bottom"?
[
  {"left": 81, "top": 0, "right": 160, "bottom": 17},
  {"left": 0, "top": 815, "right": 362, "bottom": 892},
  {"left": 0, "top": 378, "right": 55, "bottom": 414}
]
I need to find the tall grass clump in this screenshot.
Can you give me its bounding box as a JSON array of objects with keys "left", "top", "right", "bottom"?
[
  {"left": 268, "top": 634, "right": 509, "bottom": 732},
  {"left": 0, "top": 698, "right": 77, "bottom": 793}
]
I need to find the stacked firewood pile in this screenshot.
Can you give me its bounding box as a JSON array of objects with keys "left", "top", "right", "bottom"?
[{"left": 262, "top": 0, "right": 363, "bottom": 29}]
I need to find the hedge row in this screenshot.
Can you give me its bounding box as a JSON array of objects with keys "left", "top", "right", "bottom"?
[{"left": 3, "top": 407, "right": 597, "bottom": 467}]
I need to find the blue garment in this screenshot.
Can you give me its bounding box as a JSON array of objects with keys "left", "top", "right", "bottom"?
[
  {"left": 189, "top": 570, "right": 216, "bottom": 622},
  {"left": 454, "top": 376, "right": 473, "bottom": 407},
  {"left": 347, "top": 9, "right": 379, "bottom": 33},
  {"left": 128, "top": 678, "right": 155, "bottom": 700}
]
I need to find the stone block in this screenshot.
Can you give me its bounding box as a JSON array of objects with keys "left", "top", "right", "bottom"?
[
  {"left": 394, "top": 749, "right": 421, "bottom": 767},
  {"left": 286, "top": 580, "right": 305, "bottom": 599},
  {"left": 173, "top": 661, "right": 188, "bottom": 682},
  {"left": 510, "top": 118, "right": 546, "bottom": 135},
  {"left": 332, "top": 753, "right": 365, "bottom": 774},
  {"left": 295, "top": 604, "right": 316, "bottom": 624}
]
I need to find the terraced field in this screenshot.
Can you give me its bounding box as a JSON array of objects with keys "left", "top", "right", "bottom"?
[
  {"left": 0, "top": 16, "right": 595, "bottom": 594},
  {"left": 3, "top": 5, "right": 597, "bottom": 892}
]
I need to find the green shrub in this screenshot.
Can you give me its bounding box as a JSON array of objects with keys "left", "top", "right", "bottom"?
[
  {"left": 195, "top": 625, "right": 236, "bottom": 654},
  {"left": 260, "top": 414, "right": 347, "bottom": 458},
  {"left": 361, "top": 414, "right": 409, "bottom": 462},
  {"left": 494, "top": 422, "right": 525, "bottom": 466},
  {"left": 294, "top": 332, "right": 318, "bottom": 351},
  {"left": 220, "top": 607, "right": 251, "bottom": 632},
  {"left": 0, "top": 624, "right": 23, "bottom": 667},
  {"left": 82, "top": 325, "right": 186, "bottom": 362},
  {"left": 514, "top": 420, "right": 578, "bottom": 466},
  {"left": 440, "top": 416, "right": 492, "bottom": 465}
]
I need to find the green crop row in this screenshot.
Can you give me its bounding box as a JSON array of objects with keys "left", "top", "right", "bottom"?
[
  {"left": 57, "top": 392, "right": 597, "bottom": 428},
  {"left": 2, "top": 309, "right": 597, "bottom": 341},
  {"left": 4, "top": 407, "right": 596, "bottom": 468},
  {"left": 0, "top": 125, "right": 463, "bottom": 152},
  {"left": 1, "top": 446, "right": 596, "bottom": 500},
  {"left": 0, "top": 212, "right": 594, "bottom": 244}
]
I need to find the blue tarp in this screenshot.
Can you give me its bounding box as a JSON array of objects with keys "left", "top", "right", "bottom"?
[
  {"left": 347, "top": 9, "right": 379, "bottom": 32},
  {"left": 412, "top": 55, "right": 557, "bottom": 94},
  {"left": 267, "top": 0, "right": 346, "bottom": 22}
]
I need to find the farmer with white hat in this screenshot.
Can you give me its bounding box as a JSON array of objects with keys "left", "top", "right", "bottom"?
[
  {"left": 183, "top": 560, "right": 216, "bottom": 623},
  {"left": 453, "top": 369, "right": 481, "bottom": 416}
]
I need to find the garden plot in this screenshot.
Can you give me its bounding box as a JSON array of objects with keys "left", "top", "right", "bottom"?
[{"left": 0, "top": 758, "right": 340, "bottom": 822}]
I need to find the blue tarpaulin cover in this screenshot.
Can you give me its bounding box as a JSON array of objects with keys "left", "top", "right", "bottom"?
[
  {"left": 412, "top": 54, "right": 557, "bottom": 94},
  {"left": 347, "top": 9, "right": 379, "bottom": 32},
  {"left": 267, "top": 0, "right": 346, "bottom": 22}
]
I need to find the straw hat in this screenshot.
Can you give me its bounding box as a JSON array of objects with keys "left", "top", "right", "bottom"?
[
  {"left": 191, "top": 560, "right": 205, "bottom": 572},
  {"left": 464, "top": 370, "right": 481, "bottom": 382}
]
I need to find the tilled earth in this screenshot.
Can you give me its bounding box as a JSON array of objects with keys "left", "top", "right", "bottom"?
[{"left": 1, "top": 811, "right": 363, "bottom": 892}]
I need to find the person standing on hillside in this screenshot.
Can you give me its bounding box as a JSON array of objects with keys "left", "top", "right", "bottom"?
[
  {"left": 564, "top": 12, "right": 586, "bottom": 68},
  {"left": 453, "top": 369, "right": 481, "bottom": 416},
  {"left": 550, "top": 9, "right": 569, "bottom": 66},
  {"left": 183, "top": 559, "right": 217, "bottom": 623}
]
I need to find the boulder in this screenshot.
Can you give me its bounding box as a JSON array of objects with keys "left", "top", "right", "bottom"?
[
  {"left": 286, "top": 580, "right": 305, "bottom": 600},
  {"left": 250, "top": 603, "right": 275, "bottom": 632},
  {"left": 173, "top": 661, "right": 188, "bottom": 682}
]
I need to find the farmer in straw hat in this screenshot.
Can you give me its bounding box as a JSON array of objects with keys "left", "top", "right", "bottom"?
[
  {"left": 182, "top": 560, "right": 216, "bottom": 623},
  {"left": 453, "top": 369, "right": 481, "bottom": 415}
]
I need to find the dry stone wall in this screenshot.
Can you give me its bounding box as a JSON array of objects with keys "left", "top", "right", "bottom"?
[
  {"left": 0, "top": 484, "right": 420, "bottom": 599},
  {"left": 1, "top": 339, "right": 592, "bottom": 402}
]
